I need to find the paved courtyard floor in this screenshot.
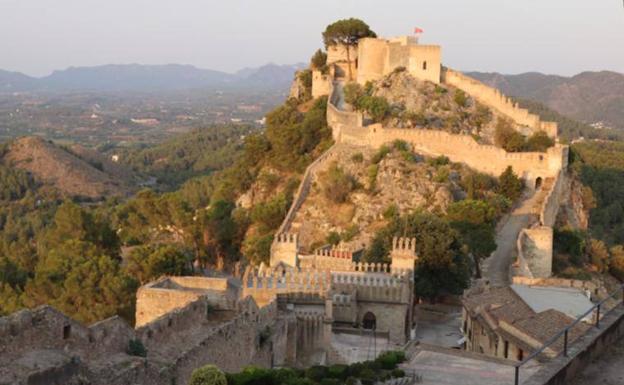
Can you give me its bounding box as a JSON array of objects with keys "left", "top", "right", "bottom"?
[
  {"left": 402, "top": 349, "right": 540, "bottom": 385},
  {"left": 415, "top": 311, "right": 463, "bottom": 348}
]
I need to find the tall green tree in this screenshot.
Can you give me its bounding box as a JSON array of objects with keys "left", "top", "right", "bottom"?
[{"left": 322, "top": 18, "right": 376, "bottom": 80}]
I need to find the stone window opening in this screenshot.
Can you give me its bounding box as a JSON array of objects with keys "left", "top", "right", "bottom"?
[
  {"left": 63, "top": 324, "right": 71, "bottom": 340},
  {"left": 517, "top": 348, "right": 524, "bottom": 361},
  {"left": 504, "top": 340, "right": 509, "bottom": 359},
  {"left": 423, "top": 61, "right": 427, "bottom": 70}
]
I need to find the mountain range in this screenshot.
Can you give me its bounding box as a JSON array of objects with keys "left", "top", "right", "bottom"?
[
  {"left": 468, "top": 71, "right": 624, "bottom": 130},
  {"left": 0, "top": 63, "right": 305, "bottom": 93},
  {"left": 2, "top": 64, "right": 623, "bottom": 130}
]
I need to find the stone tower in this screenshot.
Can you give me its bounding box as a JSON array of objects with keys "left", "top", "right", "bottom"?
[
  {"left": 390, "top": 237, "right": 418, "bottom": 271},
  {"left": 270, "top": 233, "right": 299, "bottom": 267}
]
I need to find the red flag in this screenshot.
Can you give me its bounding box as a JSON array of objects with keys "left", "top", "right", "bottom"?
[{"left": 414, "top": 27, "right": 424, "bottom": 34}]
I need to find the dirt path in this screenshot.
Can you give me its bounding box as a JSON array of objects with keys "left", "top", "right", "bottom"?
[{"left": 482, "top": 191, "right": 539, "bottom": 287}]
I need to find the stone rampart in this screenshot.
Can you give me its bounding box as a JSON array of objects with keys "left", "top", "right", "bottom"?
[
  {"left": 135, "top": 276, "right": 238, "bottom": 327},
  {"left": 540, "top": 171, "right": 567, "bottom": 227},
  {"left": 331, "top": 272, "right": 411, "bottom": 304},
  {"left": 274, "top": 143, "right": 339, "bottom": 236},
  {"left": 443, "top": 68, "right": 558, "bottom": 138},
  {"left": 0, "top": 306, "right": 134, "bottom": 362},
  {"left": 149, "top": 299, "right": 281, "bottom": 383},
  {"left": 242, "top": 267, "right": 332, "bottom": 307},
  {"left": 367, "top": 125, "right": 566, "bottom": 181}
]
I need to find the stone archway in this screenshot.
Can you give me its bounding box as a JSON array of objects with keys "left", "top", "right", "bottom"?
[
  {"left": 535, "top": 177, "right": 543, "bottom": 190},
  {"left": 362, "top": 311, "right": 377, "bottom": 330}
]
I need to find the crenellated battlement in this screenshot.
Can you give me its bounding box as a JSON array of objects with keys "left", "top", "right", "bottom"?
[
  {"left": 442, "top": 68, "right": 558, "bottom": 138},
  {"left": 270, "top": 232, "right": 300, "bottom": 267},
  {"left": 242, "top": 265, "right": 332, "bottom": 307}
]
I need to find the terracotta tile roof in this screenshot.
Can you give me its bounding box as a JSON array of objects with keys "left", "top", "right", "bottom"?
[{"left": 463, "top": 286, "right": 593, "bottom": 355}]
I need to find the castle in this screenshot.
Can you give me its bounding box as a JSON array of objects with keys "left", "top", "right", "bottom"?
[{"left": 1, "top": 31, "right": 574, "bottom": 385}]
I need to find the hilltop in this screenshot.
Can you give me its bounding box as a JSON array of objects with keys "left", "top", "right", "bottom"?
[{"left": 1, "top": 136, "right": 134, "bottom": 199}]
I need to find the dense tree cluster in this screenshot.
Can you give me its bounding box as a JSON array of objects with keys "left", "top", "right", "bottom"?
[
  {"left": 120, "top": 124, "right": 257, "bottom": 188},
  {"left": 218, "top": 351, "right": 405, "bottom": 385}
]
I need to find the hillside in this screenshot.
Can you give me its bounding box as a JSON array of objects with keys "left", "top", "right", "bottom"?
[
  {"left": 1, "top": 136, "right": 133, "bottom": 199},
  {"left": 468, "top": 71, "right": 624, "bottom": 130},
  {"left": 0, "top": 63, "right": 304, "bottom": 93},
  {"left": 118, "top": 124, "right": 258, "bottom": 188}
]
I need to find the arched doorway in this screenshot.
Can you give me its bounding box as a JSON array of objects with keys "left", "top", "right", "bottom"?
[
  {"left": 362, "top": 311, "right": 376, "bottom": 330},
  {"left": 535, "top": 177, "right": 543, "bottom": 190}
]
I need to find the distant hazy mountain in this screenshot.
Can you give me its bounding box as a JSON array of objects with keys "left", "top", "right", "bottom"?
[
  {"left": 0, "top": 69, "right": 38, "bottom": 92},
  {"left": 0, "top": 63, "right": 305, "bottom": 93},
  {"left": 468, "top": 71, "right": 624, "bottom": 130}
]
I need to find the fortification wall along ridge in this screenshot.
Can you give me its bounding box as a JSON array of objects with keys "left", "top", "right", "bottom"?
[
  {"left": 443, "top": 68, "right": 558, "bottom": 138},
  {"left": 367, "top": 124, "right": 565, "bottom": 181}
]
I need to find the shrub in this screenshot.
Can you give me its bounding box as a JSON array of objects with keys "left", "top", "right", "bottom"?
[
  {"left": 391, "top": 369, "right": 405, "bottom": 378},
  {"left": 497, "top": 166, "right": 524, "bottom": 201},
  {"left": 609, "top": 245, "right": 624, "bottom": 281},
  {"left": 360, "top": 95, "right": 390, "bottom": 122},
  {"left": 588, "top": 238, "right": 609, "bottom": 273},
  {"left": 326, "top": 364, "right": 348, "bottom": 379},
  {"left": 305, "top": 366, "right": 329, "bottom": 382},
  {"left": 427, "top": 155, "right": 449, "bottom": 167},
  {"left": 526, "top": 130, "right": 555, "bottom": 152},
  {"left": 392, "top": 140, "right": 409, "bottom": 152},
  {"left": 351, "top": 152, "right": 364, "bottom": 163},
  {"left": 554, "top": 228, "right": 586, "bottom": 266},
  {"left": 453, "top": 89, "right": 469, "bottom": 108},
  {"left": 433, "top": 166, "right": 450, "bottom": 183},
  {"left": 371, "top": 145, "right": 391, "bottom": 164},
  {"left": 494, "top": 118, "right": 526, "bottom": 152},
  {"left": 311, "top": 49, "right": 327, "bottom": 69},
  {"left": 326, "top": 231, "right": 341, "bottom": 245},
  {"left": 321, "top": 162, "right": 357, "bottom": 203},
  {"left": 375, "top": 351, "right": 406, "bottom": 370},
  {"left": 341, "top": 224, "right": 360, "bottom": 242},
  {"left": 367, "top": 164, "right": 379, "bottom": 191},
  {"left": 344, "top": 82, "right": 365, "bottom": 106},
  {"left": 383, "top": 204, "right": 399, "bottom": 220},
  {"left": 189, "top": 365, "right": 227, "bottom": 385},
  {"left": 127, "top": 338, "right": 147, "bottom": 357},
  {"left": 434, "top": 85, "right": 448, "bottom": 94}
]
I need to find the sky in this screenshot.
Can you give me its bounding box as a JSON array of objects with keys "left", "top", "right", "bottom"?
[{"left": 1, "top": 0, "right": 623, "bottom": 77}]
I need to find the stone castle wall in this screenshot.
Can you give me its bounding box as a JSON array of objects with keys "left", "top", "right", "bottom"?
[
  {"left": 135, "top": 276, "right": 239, "bottom": 327},
  {"left": 540, "top": 170, "right": 567, "bottom": 227},
  {"left": 442, "top": 68, "right": 558, "bottom": 138},
  {"left": 364, "top": 124, "right": 565, "bottom": 181},
  {"left": 242, "top": 267, "right": 332, "bottom": 307},
  {"left": 356, "top": 37, "right": 441, "bottom": 85},
  {"left": 140, "top": 299, "right": 283, "bottom": 382}
]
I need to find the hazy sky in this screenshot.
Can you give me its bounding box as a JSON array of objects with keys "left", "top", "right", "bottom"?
[{"left": 1, "top": 0, "right": 623, "bottom": 77}]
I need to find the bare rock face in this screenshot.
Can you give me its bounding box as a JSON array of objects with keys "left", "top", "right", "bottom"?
[
  {"left": 290, "top": 144, "right": 455, "bottom": 253},
  {"left": 3, "top": 136, "right": 131, "bottom": 199},
  {"left": 557, "top": 173, "right": 590, "bottom": 230},
  {"left": 370, "top": 71, "right": 521, "bottom": 144}
]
